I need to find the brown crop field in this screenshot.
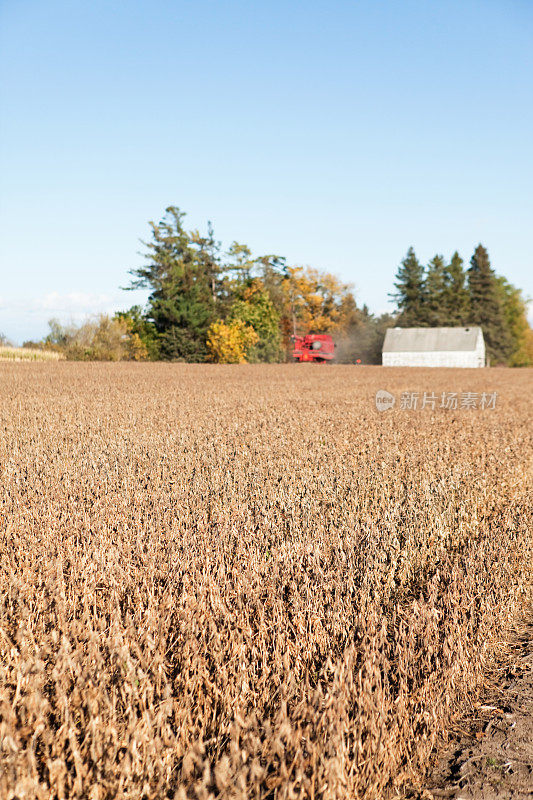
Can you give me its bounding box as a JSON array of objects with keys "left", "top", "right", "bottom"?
[{"left": 1, "top": 363, "right": 531, "bottom": 800}]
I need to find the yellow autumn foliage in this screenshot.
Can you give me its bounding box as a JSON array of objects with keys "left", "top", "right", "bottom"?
[
  {"left": 206, "top": 318, "right": 259, "bottom": 363},
  {"left": 281, "top": 265, "right": 356, "bottom": 334}
]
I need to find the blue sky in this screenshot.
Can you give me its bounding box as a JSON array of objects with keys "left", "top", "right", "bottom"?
[{"left": 1, "top": 0, "right": 532, "bottom": 343}]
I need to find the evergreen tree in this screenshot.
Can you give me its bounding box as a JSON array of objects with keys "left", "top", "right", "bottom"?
[
  {"left": 443, "top": 251, "right": 469, "bottom": 325},
  {"left": 467, "top": 244, "right": 512, "bottom": 364},
  {"left": 128, "top": 207, "right": 217, "bottom": 361},
  {"left": 390, "top": 247, "right": 426, "bottom": 326},
  {"left": 423, "top": 255, "right": 447, "bottom": 325},
  {"left": 190, "top": 222, "right": 222, "bottom": 304}
]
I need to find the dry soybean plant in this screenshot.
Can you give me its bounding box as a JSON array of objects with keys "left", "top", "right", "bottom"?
[{"left": 0, "top": 363, "right": 531, "bottom": 800}]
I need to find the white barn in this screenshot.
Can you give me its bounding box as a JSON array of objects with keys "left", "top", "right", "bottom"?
[{"left": 382, "top": 326, "right": 485, "bottom": 368}]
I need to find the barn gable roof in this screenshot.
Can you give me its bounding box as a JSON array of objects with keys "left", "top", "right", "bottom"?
[{"left": 383, "top": 326, "right": 483, "bottom": 353}]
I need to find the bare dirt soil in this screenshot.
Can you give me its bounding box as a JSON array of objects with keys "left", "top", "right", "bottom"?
[{"left": 415, "top": 614, "right": 533, "bottom": 800}]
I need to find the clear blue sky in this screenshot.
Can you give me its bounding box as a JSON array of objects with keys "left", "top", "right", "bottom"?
[{"left": 1, "top": 0, "right": 532, "bottom": 343}]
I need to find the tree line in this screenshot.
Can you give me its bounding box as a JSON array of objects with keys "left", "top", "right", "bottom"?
[
  {"left": 392, "top": 245, "right": 532, "bottom": 365},
  {"left": 28, "top": 205, "right": 533, "bottom": 365}
]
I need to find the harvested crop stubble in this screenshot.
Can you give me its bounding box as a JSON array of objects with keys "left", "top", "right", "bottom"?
[
  {"left": 0, "top": 347, "right": 64, "bottom": 362},
  {"left": 0, "top": 363, "right": 531, "bottom": 800}
]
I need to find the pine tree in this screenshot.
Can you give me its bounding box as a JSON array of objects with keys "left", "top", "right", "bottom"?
[
  {"left": 467, "top": 244, "right": 512, "bottom": 364},
  {"left": 190, "top": 222, "right": 222, "bottom": 304},
  {"left": 443, "top": 251, "right": 469, "bottom": 325},
  {"left": 128, "top": 207, "right": 217, "bottom": 361},
  {"left": 390, "top": 247, "right": 426, "bottom": 326},
  {"left": 423, "top": 255, "right": 447, "bottom": 325}
]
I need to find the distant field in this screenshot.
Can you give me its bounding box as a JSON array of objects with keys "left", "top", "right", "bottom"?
[
  {"left": 0, "top": 345, "right": 64, "bottom": 361},
  {"left": 0, "top": 364, "right": 531, "bottom": 800}
]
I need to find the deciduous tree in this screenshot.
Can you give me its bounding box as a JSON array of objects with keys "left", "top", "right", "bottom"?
[
  {"left": 228, "top": 279, "right": 282, "bottom": 362},
  {"left": 206, "top": 319, "right": 258, "bottom": 363},
  {"left": 496, "top": 277, "right": 533, "bottom": 366}
]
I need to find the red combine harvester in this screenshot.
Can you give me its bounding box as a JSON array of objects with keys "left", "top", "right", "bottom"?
[{"left": 292, "top": 333, "right": 335, "bottom": 363}]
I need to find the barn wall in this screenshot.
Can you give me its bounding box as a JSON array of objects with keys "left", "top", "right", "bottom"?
[
  {"left": 475, "top": 333, "right": 486, "bottom": 366},
  {"left": 382, "top": 350, "right": 484, "bottom": 367}
]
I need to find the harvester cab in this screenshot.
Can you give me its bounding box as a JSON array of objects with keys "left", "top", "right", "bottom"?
[{"left": 292, "top": 334, "right": 335, "bottom": 363}]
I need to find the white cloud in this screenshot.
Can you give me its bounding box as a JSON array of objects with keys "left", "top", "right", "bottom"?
[
  {"left": 38, "top": 291, "right": 117, "bottom": 313},
  {"left": 0, "top": 289, "right": 148, "bottom": 344}
]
